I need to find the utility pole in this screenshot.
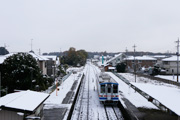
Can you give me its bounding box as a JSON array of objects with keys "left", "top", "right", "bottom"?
[
  {"left": 176, "top": 38, "right": 180, "bottom": 82},
  {"left": 0, "top": 72, "right": 1, "bottom": 97},
  {"left": 133, "top": 44, "right": 137, "bottom": 83}
]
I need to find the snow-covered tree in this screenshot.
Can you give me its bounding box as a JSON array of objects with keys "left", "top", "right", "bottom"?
[{"left": 1, "top": 52, "right": 51, "bottom": 93}]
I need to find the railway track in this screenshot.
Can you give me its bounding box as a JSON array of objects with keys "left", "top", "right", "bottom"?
[
  {"left": 104, "top": 105, "right": 124, "bottom": 120},
  {"left": 70, "top": 63, "right": 124, "bottom": 120}
]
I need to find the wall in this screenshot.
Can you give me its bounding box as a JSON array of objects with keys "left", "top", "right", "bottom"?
[{"left": 0, "top": 110, "right": 23, "bottom": 120}]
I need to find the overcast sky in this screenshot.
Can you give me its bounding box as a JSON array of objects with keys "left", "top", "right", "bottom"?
[{"left": 1, "top": 0, "right": 180, "bottom": 53}]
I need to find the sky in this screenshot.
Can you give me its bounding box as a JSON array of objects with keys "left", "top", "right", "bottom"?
[{"left": 1, "top": 0, "right": 180, "bottom": 54}]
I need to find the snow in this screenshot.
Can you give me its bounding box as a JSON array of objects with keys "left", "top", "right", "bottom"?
[
  {"left": 162, "top": 55, "right": 180, "bottom": 61},
  {"left": 118, "top": 73, "right": 180, "bottom": 116},
  {"left": 107, "top": 72, "right": 158, "bottom": 109},
  {"left": 0, "top": 56, "right": 6, "bottom": 64},
  {"left": 0, "top": 90, "right": 49, "bottom": 111},
  {"left": 126, "top": 56, "right": 157, "bottom": 60},
  {"left": 155, "top": 75, "right": 180, "bottom": 83},
  {"left": 44, "top": 69, "right": 83, "bottom": 109},
  {"left": 45, "top": 74, "right": 77, "bottom": 105}
]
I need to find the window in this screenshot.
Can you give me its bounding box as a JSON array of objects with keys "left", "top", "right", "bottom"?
[
  {"left": 113, "top": 85, "right": 118, "bottom": 93},
  {"left": 108, "top": 84, "right": 111, "bottom": 93},
  {"left": 138, "top": 60, "right": 142, "bottom": 63},
  {"left": 101, "top": 85, "right": 105, "bottom": 93},
  {"left": 163, "top": 61, "right": 169, "bottom": 65}
]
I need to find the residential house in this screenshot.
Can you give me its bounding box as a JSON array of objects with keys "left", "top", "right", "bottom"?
[
  {"left": 4, "top": 52, "right": 49, "bottom": 75},
  {"left": 42, "top": 55, "right": 60, "bottom": 77},
  {"left": 162, "top": 56, "right": 180, "bottom": 74},
  {"left": 153, "top": 55, "right": 168, "bottom": 67},
  {"left": 126, "top": 56, "right": 157, "bottom": 71},
  {"left": 104, "top": 53, "right": 126, "bottom": 71}
]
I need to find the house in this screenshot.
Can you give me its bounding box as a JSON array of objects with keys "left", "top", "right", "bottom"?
[
  {"left": 153, "top": 55, "right": 168, "bottom": 67},
  {"left": 126, "top": 56, "right": 157, "bottom": 71},
  {"left": 4, "top": 52, "right": 49, "bottom": 75},
  {"left": 104, "top": 53, "right": 126, "bottom": 71},
  {"left": 105, "top": 53, "right": 126, "bottom": 66},
  {"left": 42, "top": 55, "right": 59, "bottom": 77},
  {"left": 0, "top": 90, "right": 49, "bottom": 120},
  {"left": 29, "top": 52, "right": 49, "bottom": 75},
  {"left": 162, "top": 56, "right": 180, "bottom": 74}
]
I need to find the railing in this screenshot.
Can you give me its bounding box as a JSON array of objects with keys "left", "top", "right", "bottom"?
[
  {"left": 113, "top": 72, "right": 177, "bottom": 115},
  {"left": 44, "top": 72, "right": 72, "bottom": 94}
]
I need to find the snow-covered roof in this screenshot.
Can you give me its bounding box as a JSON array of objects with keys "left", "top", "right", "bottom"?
[
  {"left": 106, "top": 53, "right": 124, "bottom": 63},
  {"left": 153, "top": 55, "right": 167, "bottom": 58},
  {"left": 5, "top": 52, "right": 48, "bottom": 61},
  {"left": 29, "top": 52, "right": 48, "bottom": 61},
  {"left": 0, "top": 90, "right": 49, "bottom": 112},
  {"left": 126, "top": 56, "right": 157, "bottom": 61},
  {"left": 162, "top": 56, "right": 179, "bottom": 62},
  {"left": 108, "top": 67, "right": 115, "bottom": 70},
  {"left": 42, "top": 55, "right": 57, "bottom": 61},
  {"left": 0, "top": 56, "right": 7, "bottom": 64}
]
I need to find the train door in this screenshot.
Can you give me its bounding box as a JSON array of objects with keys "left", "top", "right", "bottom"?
[{"left": 107, "top": 84, "right": 112, "bottom": 100}]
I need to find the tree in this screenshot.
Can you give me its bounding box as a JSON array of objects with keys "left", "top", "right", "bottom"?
[
  {"left": 151, "top": 65, "right": 161, "bottom": 76},
  {"left": 1, "top": 52, "right": 51, "bottom": 93},
  {"left": 0, "top": 47, "right": 9, "bottom": 55},
  {"left": 62, "top": 47, "right": 88, "bottom": 67},
  {"left": 116, "top": 62, "right": 126, "bottom": 73}
]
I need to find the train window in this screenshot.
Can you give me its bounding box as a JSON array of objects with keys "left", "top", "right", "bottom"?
[
  {"left": 113, "top": 85, "right": 118, "bottom": 93},
  {"left": 108, "top": 84, "right": 111, "bottom": 93},
  {"left": 101, "top": 85, "right": 105, "bottom": 93}
]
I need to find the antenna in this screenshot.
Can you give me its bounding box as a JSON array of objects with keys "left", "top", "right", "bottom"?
[{"left": 31, "top": 39, "right": 33, "bottom": 51}]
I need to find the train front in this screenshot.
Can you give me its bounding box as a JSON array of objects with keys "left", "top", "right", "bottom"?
[{"left": 98, "top": 73, "right": 119, "bottom": 104}]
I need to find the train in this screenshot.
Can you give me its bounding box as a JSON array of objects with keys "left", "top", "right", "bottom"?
[{"left": 96, "top": 72, "right": 119, "bottom": 104}]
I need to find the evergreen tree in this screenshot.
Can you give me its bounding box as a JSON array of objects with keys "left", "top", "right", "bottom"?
[
  {"left": 1, "top": 52, "right": 51, "bottom": 93},
  {"left": 116, "top": 62, "right": 126, "bottom": 73}
]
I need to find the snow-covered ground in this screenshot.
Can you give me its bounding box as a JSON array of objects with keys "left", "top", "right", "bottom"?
[
  {"left": 155, "top": 75, "right": 180, "bottom": 83},
  {"left": 107, "top": 72, "right": 158, "bottom": 109},
  {"left": 44, "top": 62, "right": 180, "bottom": 119},
  {"left": 118, "top": 73, "right": 180, "bottom": 116},
  {"left": 44, "top": 69, "right": 83, "bottom": 109},
  {"left": 71, "top": 63, "right": 123, "bottom": 120}
]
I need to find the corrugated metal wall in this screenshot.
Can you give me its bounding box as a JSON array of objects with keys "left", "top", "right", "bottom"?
[{"left": 0, "top": 110, "right": 23, "bottom": 120}]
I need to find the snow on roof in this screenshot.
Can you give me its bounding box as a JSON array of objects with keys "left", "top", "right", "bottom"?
[
  {"left": 0, "top": 90, "right": 49, "bottom": 112},
  {"left": 153, "top": 55, "right": 167, "bottom": 58},
  {"left": 5, "top": 52, "right": 48, "bottom": 61},
  {"left": 106, "top": 53, "right": 123, "bottom": 63},
  {"left": 162, "top": 56, "right": 179, "bottom": 61},
  {"left": 126, "top": 56, "right": 157, "bottom": 60},
  {"left": 0, "top": 56, "right": 7, "bottom": 64},
  {"left": 42, "top": 55, "right": 57, "bottom": 61},
  {"left": 108, "top": 67, "right": 115, "bottom": 70},
  {"left": 29, "top": 52, "right": 48, "bottom": 61}
]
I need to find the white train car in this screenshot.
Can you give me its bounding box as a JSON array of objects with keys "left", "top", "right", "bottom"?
[{"left": 96, "top": 72, "right": 119, "bottom": 104}]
